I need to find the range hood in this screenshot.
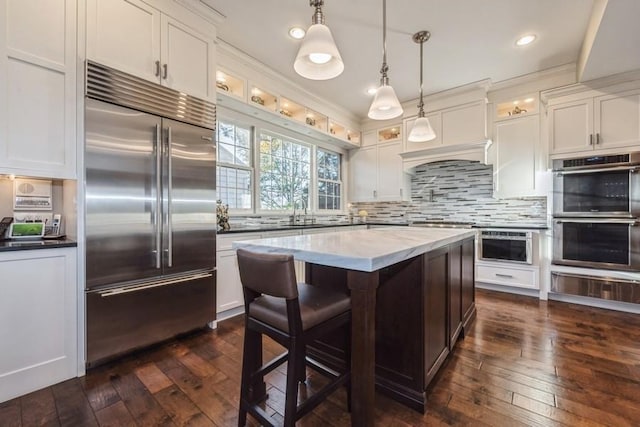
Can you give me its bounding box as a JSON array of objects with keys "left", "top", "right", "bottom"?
[{"left": 400, "top": 140, "right": 493, "bottom": 173}]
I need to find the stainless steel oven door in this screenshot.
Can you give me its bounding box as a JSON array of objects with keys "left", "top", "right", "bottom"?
[
  {"left": 553, "top": 165, "right": 640, "bottom": 218},
  {"left": 553, "top": 218, "right": 640, "bottom": 271}
]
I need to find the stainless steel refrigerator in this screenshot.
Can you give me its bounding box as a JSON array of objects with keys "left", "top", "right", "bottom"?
[{"left": 84, "top": 62, "right": 217, "bottom": 367}]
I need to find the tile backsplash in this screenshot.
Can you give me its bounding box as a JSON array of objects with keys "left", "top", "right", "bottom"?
[
  {"left": 226, "top": 160, "right": 548, "bottom": 227},
  {"left": 351, "top": 160, "right": 547, "bottom": 225}
]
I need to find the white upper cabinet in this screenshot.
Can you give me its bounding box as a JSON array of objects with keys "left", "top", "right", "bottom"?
[
  {"left": 402, "top": 100, "right": 486, "bottom": 155},
  {"left": 0, "top": 0, "right": 77, "bottom": 179},
  {"left": 349, "top": 145, "right": 378, "bottom": 202},
  {"left": 493, "top": 114, "right": 540, "bottom": 198},
  {"left": 87, "top": 0, "right": 216, "bottom": 101},
  {"left": 595, "top": 89, "right": 640, "bottom": 150},
  {"left": 548, "top": 86, "right": 640, "bottom": 156},
  {"left": 349, "top": 141, "right": 409, "bottom": 203},
  {"left": 548, "top": 98, "right": 593, "bottom": 155},
  {"left": 441, "top": 100, "right": 486, "bottom": 146},
  {"left": 377, "top": 142, "right": 407, "bottom": 200},
  {"left": 86, "top": 0, "right": 160, "bottom": 82}
]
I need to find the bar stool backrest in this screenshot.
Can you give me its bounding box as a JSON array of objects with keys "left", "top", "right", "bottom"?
[{"left": 236, "top": 248, "right": 299, "bottom": 300}]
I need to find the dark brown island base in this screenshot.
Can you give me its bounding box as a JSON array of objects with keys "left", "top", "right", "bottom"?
[
  {"left": 234, "top": 227, "right": 476, "bottom": 426},
  {"left": 305, "top": 236, "right": 476, "bottom": 413}
]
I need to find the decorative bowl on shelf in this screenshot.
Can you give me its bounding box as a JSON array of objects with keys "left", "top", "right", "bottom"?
[
  {"left": 216, "top": 81, "right": 229, "bottom": 91},
  {"left": 251, "top": 95, "right": 264, "bottom": 105}
]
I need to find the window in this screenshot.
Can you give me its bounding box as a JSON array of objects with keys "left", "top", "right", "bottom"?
[
  {"left": 216, "top": 120, "right": 253, "bottom": 209},
  {"left": 317, "top": 149, "right": 342, "bottom": 210},
  {"left": 258, "top": 132, "right": 311, "bottom": 211}
]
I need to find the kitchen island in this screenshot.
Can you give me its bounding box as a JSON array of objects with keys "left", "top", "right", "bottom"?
[{"left": 233, "top": 227, "right": 476, "bottom": 426}]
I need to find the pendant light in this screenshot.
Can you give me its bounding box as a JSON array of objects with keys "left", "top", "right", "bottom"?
[
  {"left": 368, "top": 0, "right": 403, "bottom": 120},
  {"left": 408, "top": 30, "right": 436, "bottom": 142},
  {"left": 294, "top": 0, "right": 344, "bottom": 80}
]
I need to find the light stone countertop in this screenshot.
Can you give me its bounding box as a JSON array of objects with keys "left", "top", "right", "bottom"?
[{"left": 232, "top": 227, "right": 477, "bottom": 272}]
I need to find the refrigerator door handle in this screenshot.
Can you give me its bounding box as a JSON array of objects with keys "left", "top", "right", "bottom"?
[
  {"left": 154, "top": 124, "right": 162, "bottom": 269},
  {"left": 97, "top": 271, "right": 214, "bottom": 297},
  {"left": 166, "top": 126, "right": 173, "bottom": 267}
]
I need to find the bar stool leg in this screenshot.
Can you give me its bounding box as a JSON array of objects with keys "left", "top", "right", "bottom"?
[
  {"left": 296, "top": 345, "right": 307, "bottom": 383},
  {"left": 284, "top": 338, "right": 301, "bottom": 427}
]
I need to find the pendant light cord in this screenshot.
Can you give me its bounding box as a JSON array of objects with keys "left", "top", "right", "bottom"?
[
  {"left": 417, "top": 38, "right": 424, "bottom": 117},
  {"left": 311, "top": 0, "right": 324, "bottom": 25},
  {"left": 379, "top": 0, "right": 389, "bottom": 85}
]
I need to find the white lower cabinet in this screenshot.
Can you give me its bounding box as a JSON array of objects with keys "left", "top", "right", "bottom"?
[
  {"left": 216, "top": 233, "right": 261, "bottom": 318},
  {"left": 0, "top": 248, "right": 77, "bottom": 403},
  {"left": 476, "top": 263, "right": 539, "bottom": 290}
]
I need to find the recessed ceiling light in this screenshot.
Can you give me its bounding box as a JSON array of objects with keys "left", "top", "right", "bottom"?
[
  {"left": 367, "top": 87, "right": 378, "bottom": 95},
  {"left": 289, "top": 27, "right": 306, "bottom": 40},
  {"left": 516, "top": 34, "right": 536, "bottom": 46}
]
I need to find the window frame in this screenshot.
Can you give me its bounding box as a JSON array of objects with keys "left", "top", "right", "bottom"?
[
  {"left": 255, "top": 127, "right": 313, "bottom": 214},
  {"left": 315, "top": 147, "right": 343, "bottom": 213},
  {"left": 215, "top": 116, "right": 255, "bottom": 214}
]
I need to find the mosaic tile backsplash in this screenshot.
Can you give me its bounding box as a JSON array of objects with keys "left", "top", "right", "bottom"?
[
  {"left": 227, "top": 160, "right": 547, "bottom": 227},
  {"left": 351, "top": 160, "right": 547, "bottom": 225}
]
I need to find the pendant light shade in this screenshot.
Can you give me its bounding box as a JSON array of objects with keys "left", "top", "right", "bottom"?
[
  {"left": 408, "top": 116, "right": 436, "bottom": 142},
  {"left": 294, "top": 1, "right": 344, "bottom": 80},
  {"left": 408, "top": 30, "right": 436, "bottom": 142},
  {"left": 368, "top": 0, "right": 403, "bottom": 120},
  {"left": 368, "top": 84, "right": 403, "bottom": 120}
]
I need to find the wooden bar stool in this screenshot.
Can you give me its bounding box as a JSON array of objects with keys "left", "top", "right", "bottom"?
[{"left": 236, "top": 248, "right": 351, "bottom": 427}]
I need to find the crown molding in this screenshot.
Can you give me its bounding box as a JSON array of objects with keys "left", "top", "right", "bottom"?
[
  {"left": 177, "top": 0, "right": 226, "bottom": 25},
  {"left": 490, "top": 63, "right": 576, "bottom": 93},
  {"left": 216, "top": 39, "right": 360, "bottom": 126},
  {"left": 541, "top": 67, "right": 640, "bottom": 104}
]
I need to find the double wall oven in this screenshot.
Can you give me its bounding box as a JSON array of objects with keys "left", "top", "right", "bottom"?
[{"left": 552, "top": 153, "right": 640, "bottom": 304}]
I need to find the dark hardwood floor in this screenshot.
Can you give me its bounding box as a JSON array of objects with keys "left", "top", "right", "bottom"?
[{"left": 3, "top": 289, "right": 640, "bottom": 426}]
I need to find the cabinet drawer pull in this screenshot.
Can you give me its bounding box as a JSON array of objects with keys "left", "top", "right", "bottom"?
[
  {"left": 495, "top": 273, "right": 514, "bottom": 278},
  {"left": 155, "top": 60, "right": 160, "bottom": 77},
  {"left": 163, "top": 63, "right": 168, "bottom": 79}
]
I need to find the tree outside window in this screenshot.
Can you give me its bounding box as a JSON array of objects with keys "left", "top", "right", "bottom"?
[
  {"left": 259, "top": 132, "right": 310, "bottom": 211},
  {"left": 317, "top": 149, "right": 342, "bottom": 210},
  {"left": 216, "top": 121, "right": 252, "bottom": 209}
]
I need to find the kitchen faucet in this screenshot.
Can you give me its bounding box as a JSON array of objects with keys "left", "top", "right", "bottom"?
[{"left": 290, "top": 197, "right": 314, "bottom": 225}]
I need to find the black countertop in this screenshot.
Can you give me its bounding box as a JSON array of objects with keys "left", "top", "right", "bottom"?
[
  {"left": 217, "top": 220, "right": 546, "bottom": 234},
  {"left": 472, "top": 223, "right": 548, "bottom": 230},
  {"left": 0, "top": 238, "right": 77, "bottom": 252},
  {"left": 217, "top": 222, "right": 375, "bottom": 234}
]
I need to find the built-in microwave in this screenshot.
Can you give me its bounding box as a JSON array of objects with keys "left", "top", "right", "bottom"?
[
  {"left": 552, "top": 153, "right": 640, "bottom": 218},
  {"left": 479, "top": 230, "right": 532, "bottom": 265}
]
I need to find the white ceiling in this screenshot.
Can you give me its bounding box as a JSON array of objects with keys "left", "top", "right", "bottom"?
[{"left": 203, "top": 0, "right": 640, "bottom": 120}]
